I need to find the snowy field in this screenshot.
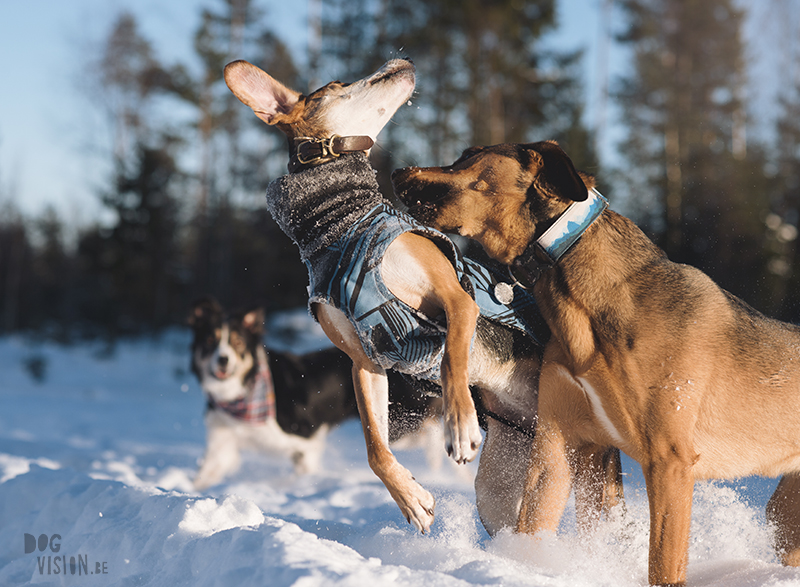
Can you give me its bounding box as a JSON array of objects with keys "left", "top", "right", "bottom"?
[{"left": 1, "top": 310, "right": 800, "bottom": 586}]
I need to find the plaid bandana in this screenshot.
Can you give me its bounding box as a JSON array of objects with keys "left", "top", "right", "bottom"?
[{"left": 208, "top": 347, "right": 275, "bottom": 425}]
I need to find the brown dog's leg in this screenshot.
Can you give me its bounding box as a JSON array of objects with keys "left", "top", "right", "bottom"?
[
  {"left": 516, "top": 420, "right": 572, "bottom": 534},
  {"left": 767, "top": 472, "right": 800, "bottom": 566},
  {"left": 381, "top": 232, "right": 482, "bottom": 464},
  {"left": 516, "top": 350, "right": 593, "bottom": 535},
  {"left": 315, "top": 303, "right": 436, "bottom": 532},
  {"left": 643, "top": 449, "right": 696, "bottom": 586},
  {"left": 602, "top": 447, "right": 625, "bottom": 510}
]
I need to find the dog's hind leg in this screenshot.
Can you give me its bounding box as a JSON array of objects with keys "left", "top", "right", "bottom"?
[
  {"left": 767, "top": 472, "right": 800, "bottom": 566},
  {"left": 572, "top": 444, "right": 624, "bottom": 535},
  {"left": 475, "top": 417, "right": 533, "bottom": 535},
  {"left": 315, "top": 303, "right": 436, "bottom": 532},
  {"left": 291, "top": 424, "right": 329, "bottom": 475}
]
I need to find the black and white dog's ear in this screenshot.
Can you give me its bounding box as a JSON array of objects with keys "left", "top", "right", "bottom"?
[
  {"left": 528, "top": 141, "right": 588, "bottom": 203},
  {"left": 189, "top": 296, "right": 223, "bottom": 329},
  {"left": 241, "top": 308, "right": 266, "bottom": 336}
]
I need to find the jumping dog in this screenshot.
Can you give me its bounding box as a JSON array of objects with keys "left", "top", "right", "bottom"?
[
  {"left": 189, "top": 297, "right": 440, "bottom": 489},
  {"left": 392, "top": 140, "right": 800, "bottom": 585},
  {"left": 223, "top": 62, "right": 622, "bottom": 534}
]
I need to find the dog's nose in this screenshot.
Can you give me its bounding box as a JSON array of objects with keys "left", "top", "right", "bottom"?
[{"left": 217, "top": 356, "right": 229, "bottom": 369}]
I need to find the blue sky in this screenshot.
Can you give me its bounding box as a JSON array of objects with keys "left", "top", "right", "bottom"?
[
  {"left": 0, "top": 0, "right": 308, "bottom": 225},
  {"left": 3, "top": 0, "right": 782, "bottom": 227},
  {"left": 0, "top": 0, "right": 613, "bottom": 226}
]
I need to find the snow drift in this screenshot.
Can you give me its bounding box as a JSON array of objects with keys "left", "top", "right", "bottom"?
[{"left": 1, "top": 314, "right": 799, "bottom": 586}]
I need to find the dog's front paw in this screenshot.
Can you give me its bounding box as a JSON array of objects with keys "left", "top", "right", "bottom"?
[
  {"left": 194, "top": 452, "right": 239, "bottom": 491},
  {"left": 444, "top": 409, "right": 482, "bottom": 464},
  {"left": 388, "top": 463, "right": 436, "bottom": 533},
  {"left": 193, "top": 470, "right": 218, "bottom": 491},
  {"left": 401, "top": 481, "right": 436, "bottom": 534}
]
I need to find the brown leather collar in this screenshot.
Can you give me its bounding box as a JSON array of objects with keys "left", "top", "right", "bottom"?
[{"left": 288, "top": 135, "right": 375, "bottom": 173}]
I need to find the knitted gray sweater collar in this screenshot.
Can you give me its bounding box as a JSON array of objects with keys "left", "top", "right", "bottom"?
[{"left": 265, "top": 154, "right": 386, "bottom": 261}]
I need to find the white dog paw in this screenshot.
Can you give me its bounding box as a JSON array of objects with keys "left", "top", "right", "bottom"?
[
  {"left": 193, "top": 473, "right": 216, "bottom": 491},
  {"left": 193, "top": 463, "right": 227, "bottom": 491},
  {"left": 402, "top": 485, "right": 436, "bottom": 534},
  {"left": 389, "top": 463, "right": 436, "bottom": 533},
  {"left": 444, "top": 411, "right": 482, "bottom": 464}
]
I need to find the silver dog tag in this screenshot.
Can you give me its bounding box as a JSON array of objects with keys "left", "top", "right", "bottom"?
[{"left": 494, "top": 282, "right": 514, "bottom": 305}]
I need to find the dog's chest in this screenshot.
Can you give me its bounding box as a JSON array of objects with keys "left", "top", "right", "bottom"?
[
  {"left": 207, "top": 410, "right": 322, "bottom": 454},
  {"left": 307, "top": 204, "right": 455, "bottom": 380}
]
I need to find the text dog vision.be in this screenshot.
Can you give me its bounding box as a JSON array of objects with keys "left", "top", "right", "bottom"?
[{"left": 24, "top": 533, "right": 108, "bottom": 576}]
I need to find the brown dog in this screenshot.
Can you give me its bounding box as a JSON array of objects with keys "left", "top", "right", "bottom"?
[
  {"left": 224, "top": 58, "right": 478, "bottom": 532},
  {"left": 392, "top": 140, "right": 800, "bottom": 585},
  {"left": 223, "top": 63, "right": 622, "bottom": 536}
]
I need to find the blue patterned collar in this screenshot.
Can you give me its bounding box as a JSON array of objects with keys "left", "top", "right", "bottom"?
[
  {"left": 536, "top": 187, "right": 608, "bottom": 263},
  {"left": 509, "top": 187, "right": 607, "bottom": 287}
]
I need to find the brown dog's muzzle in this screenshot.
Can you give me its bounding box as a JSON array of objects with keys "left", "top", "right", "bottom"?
[
  {"left": 391, "top": 166, "right": 425, "bottom": 203},
  {"left": 391, "top": 166, "right": 453, "bottom": 223}
]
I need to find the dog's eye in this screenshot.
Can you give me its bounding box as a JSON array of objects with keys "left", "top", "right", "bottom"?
[
  {"left": 455, "top": 147, "right": 483, "bottom": 165},
  {"left": 229, "top": 332, "right": 247, "bottom": 355}
]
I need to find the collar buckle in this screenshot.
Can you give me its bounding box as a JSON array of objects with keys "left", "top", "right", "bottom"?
[
  {"left": 289, "top": 135, "right": 375, "bottom": 172},
  {"left": 295, "top": 135, "right": 341, "bottom": 165}
]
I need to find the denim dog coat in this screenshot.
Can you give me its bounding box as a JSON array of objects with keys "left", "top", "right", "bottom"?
[{"left": 265, "top": 154, "right": 546, "bottom": 382}]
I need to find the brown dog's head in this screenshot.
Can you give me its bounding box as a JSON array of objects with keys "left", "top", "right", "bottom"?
[
  {"left": 223, "top": 58, "right": 416, "bottom": 143},
  {"left": 392, "top": 141, "right": 592, "bottom": 264}
]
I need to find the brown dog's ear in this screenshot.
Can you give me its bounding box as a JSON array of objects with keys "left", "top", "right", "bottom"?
[
  {"left": 241, "top": 308, "right": 266, "bottom": 336},
  {"left": 529, "top": 141, "right": 588, "bottom": 203},
  {"left": 224, "top": 60, "right": 301, "bottom": 125}
]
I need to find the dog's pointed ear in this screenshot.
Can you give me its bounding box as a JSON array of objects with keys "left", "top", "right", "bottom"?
[
  {"left": 528, "top": 141, "right": 588, "bottom": 203},
  {"left": 224, "top": 60, "right": 301, "bottom": 125},
  {"left": 241, "top": 308, "right": 265, "bottom": 336},
  {"left": 189, "top": 296, "right": 222, "bottom": 328}
]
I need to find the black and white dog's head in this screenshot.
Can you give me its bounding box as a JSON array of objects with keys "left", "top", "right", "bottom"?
[{"left": 188, "top": 297, "right": 265, "bottom": 403}]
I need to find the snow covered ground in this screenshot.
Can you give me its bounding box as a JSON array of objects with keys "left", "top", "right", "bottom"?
[{"left": 1, "top": 311, "right": 799, "bottom": 586}]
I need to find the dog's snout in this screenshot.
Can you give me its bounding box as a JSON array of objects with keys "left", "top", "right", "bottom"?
[
  {"left": 390, "top": 167, "right": 407, "bottom": 182},
  {"left": 390, "top": 166, "right": 422, "bottom": 186},
  {"left": 217, "top": 355, "right": 229, "bottom": 368}
]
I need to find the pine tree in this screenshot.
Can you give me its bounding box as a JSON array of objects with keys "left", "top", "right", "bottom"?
[
  {"left": 176, "top": 0, "right": 306, "bottom": 308},
  {"left": 765, "top": 82, "right": 800, "bottom": 320},
  {"left": 616, "top": 0, "right": 770, "bottom": 303},
  {"left": 78, "top": 143, "right": 183, "bottom": 333},
  {"left": 81, "top": 12, "right": 186, "bottom": 333},
  {"left": 31, "top": 207, "right": 75, "bottom": 334},
  {"left": 320, "top": 0, "right": 597, "bottom": 194},
  {"left": 0, "top": 203, "right": 30, "bottom": 333}
]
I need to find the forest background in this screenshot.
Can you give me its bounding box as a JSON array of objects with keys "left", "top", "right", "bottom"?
[{"left": 2, "top": 0, "right": 800, "bottom": 341}]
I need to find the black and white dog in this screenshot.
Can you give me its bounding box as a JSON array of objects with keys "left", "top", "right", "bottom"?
[{"left": 189, "top": 297, "right": 440, "bottom": 489}]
